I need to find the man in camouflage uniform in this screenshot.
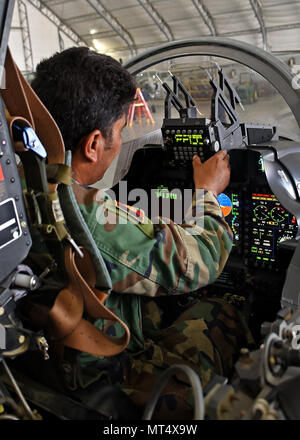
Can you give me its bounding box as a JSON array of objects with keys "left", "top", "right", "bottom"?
[{"left": 32, "top": 47, "right": 252, "bottom": 418}]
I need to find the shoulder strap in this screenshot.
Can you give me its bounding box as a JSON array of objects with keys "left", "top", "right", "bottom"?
[
  {"left": 29, "top": 245, "right": 130, "bottom": 357},
  {"left": 59, "top": 151, "right": 112, "bottom": 291}
]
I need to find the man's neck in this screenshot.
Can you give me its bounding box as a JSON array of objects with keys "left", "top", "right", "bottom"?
[{"left": 71, "top": 156, "right": 94, "bottom": 186}]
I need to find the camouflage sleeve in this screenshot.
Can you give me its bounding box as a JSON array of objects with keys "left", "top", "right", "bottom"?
[
  {"left": 74, "top": 183, "right": 232, "bottom": 296},
  {"left": 142, "top": 189, "right": 233, "bottom": 294}
]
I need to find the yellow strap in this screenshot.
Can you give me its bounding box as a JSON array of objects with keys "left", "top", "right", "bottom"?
[{"left": 46, "top": 164, "right": 72, "bottom": 185}]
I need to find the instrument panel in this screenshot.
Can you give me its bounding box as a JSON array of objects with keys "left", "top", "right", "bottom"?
[
  {"left": 118, "top": 146, "right": 298, "bottom": 273},
  {"left": 114, "top": 144, "right": 298, "bottom": 339},
  {"left": 218, "top": 187, "right": 298, "bottom": 270}
]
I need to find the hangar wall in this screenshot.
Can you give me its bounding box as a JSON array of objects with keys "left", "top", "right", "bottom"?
[{"left": 8, "top": 0, "right": 78, "bottom": 73}]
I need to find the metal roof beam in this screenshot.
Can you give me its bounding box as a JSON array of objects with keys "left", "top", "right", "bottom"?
[
  {"left": 83, "top": 21, "right": 300, "bottom": 52},
  {"left": 45, "top": 0, "right": 75, "bottom": 5},
  {"left": 137, "top": 0, "right": 174, "bottom": 41},
  {"left": 86, "top": 0, "right": 137, "bottom": 55},
  {"left": 224, "top": 21, "right": 300, "bottom": 37},
  {"left": 26, "top": 0, "right": 88, "bottom": 46},
  {"left": 65, "top": 13, "right": 97, "bottom": 25},
  {"left": 18, "top": 0, "right": 34, "bottom": 72},
  {"left": 102, "top": 21, "right": 300, "bottom": 55},
  {"left": 83, "top": 15, "right": 300, "bottom": 37},
  {"left": 249, "top": 0, "right": 268, "bottom": 51},
  {"left": 191, "top": 0, "right": 216, "bottom": 36}
]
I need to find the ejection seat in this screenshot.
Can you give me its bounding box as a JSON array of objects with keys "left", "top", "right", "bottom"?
[{"left": 0, "top": 47, "right": 140, "bottom": 420}]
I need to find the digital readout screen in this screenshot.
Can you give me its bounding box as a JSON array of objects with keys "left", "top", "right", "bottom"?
[
  {"left": 174, "top": 134, "right": 204, "bottom": 145},
  {"left": 250, "top": 193, "right": 297, "bottom": 263}
]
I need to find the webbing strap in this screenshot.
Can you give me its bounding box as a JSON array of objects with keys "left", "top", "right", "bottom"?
[
  {"left": 31, "top": 245, "right": 130, "bottom": 357},
  {"left": 46, "top": 164, "right": 72, "bottom": 185}
]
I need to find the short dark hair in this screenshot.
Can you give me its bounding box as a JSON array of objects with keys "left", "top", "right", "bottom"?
[{"left": 31, "top": 47, "right": 136, "bottom": 152}]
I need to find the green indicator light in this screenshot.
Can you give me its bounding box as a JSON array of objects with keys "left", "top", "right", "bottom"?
[
  {"left": 175, "top": 134, "right": 182, "bottom": 142},
  {"left": 263, "top": 258, "right": 269, "bottom": 261},
  {"left": 257, "top": 257, "right": 261, "bottom": 260},
  {"left": 175, "top": 134, "right": 203, "bottom": 145},
  {"left": 155, "top": 185, "right": 178, "bottom": 200}
]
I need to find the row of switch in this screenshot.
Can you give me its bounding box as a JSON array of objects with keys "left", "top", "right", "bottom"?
[{"left": 165, "top": 128, "right": 204, "bottom": 135}]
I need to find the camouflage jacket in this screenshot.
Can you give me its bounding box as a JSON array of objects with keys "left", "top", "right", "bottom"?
[{"left": 72, "top": 180, "right": 233, "bottom": 360}]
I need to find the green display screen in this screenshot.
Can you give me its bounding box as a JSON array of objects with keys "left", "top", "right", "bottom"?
[
  {"left": 155, "top": 185, "right": 181, "bottom": 200},
  {"left": 175, "top": 134, "right": 203, "bottom": 145}
]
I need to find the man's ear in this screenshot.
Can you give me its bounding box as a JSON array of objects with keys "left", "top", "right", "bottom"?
[{"left": 80, "top": 129, "right": 105, "bottom": 163}]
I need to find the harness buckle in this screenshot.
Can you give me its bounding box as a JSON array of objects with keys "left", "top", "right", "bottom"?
[{"left": 13, "top": 124, "right": 47, "bottom": 159}]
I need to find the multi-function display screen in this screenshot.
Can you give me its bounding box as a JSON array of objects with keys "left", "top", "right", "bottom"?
[{"left": 250, "top": 193, "right": 297, "bottom": 263}]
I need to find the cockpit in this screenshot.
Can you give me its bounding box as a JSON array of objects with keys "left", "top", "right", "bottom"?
[{"left": 95, "top": 40, "right": 300, "bottom": 345}]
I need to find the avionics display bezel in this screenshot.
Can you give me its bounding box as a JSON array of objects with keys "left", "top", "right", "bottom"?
[
  {"left": 249, "top": 192, "right": 297, "bottom": 266},
  {"left": 217, "top": 191, "right": 242, "bottom": 252}
]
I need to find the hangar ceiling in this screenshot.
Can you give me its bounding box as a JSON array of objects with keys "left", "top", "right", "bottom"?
[{"left": 28, "top": 0, "right": 300, "bottom": 61}]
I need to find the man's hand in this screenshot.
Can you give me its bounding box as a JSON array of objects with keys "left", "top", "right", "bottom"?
[{"left": 193, "top": 150, "right": 230, "bottom": 196}]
